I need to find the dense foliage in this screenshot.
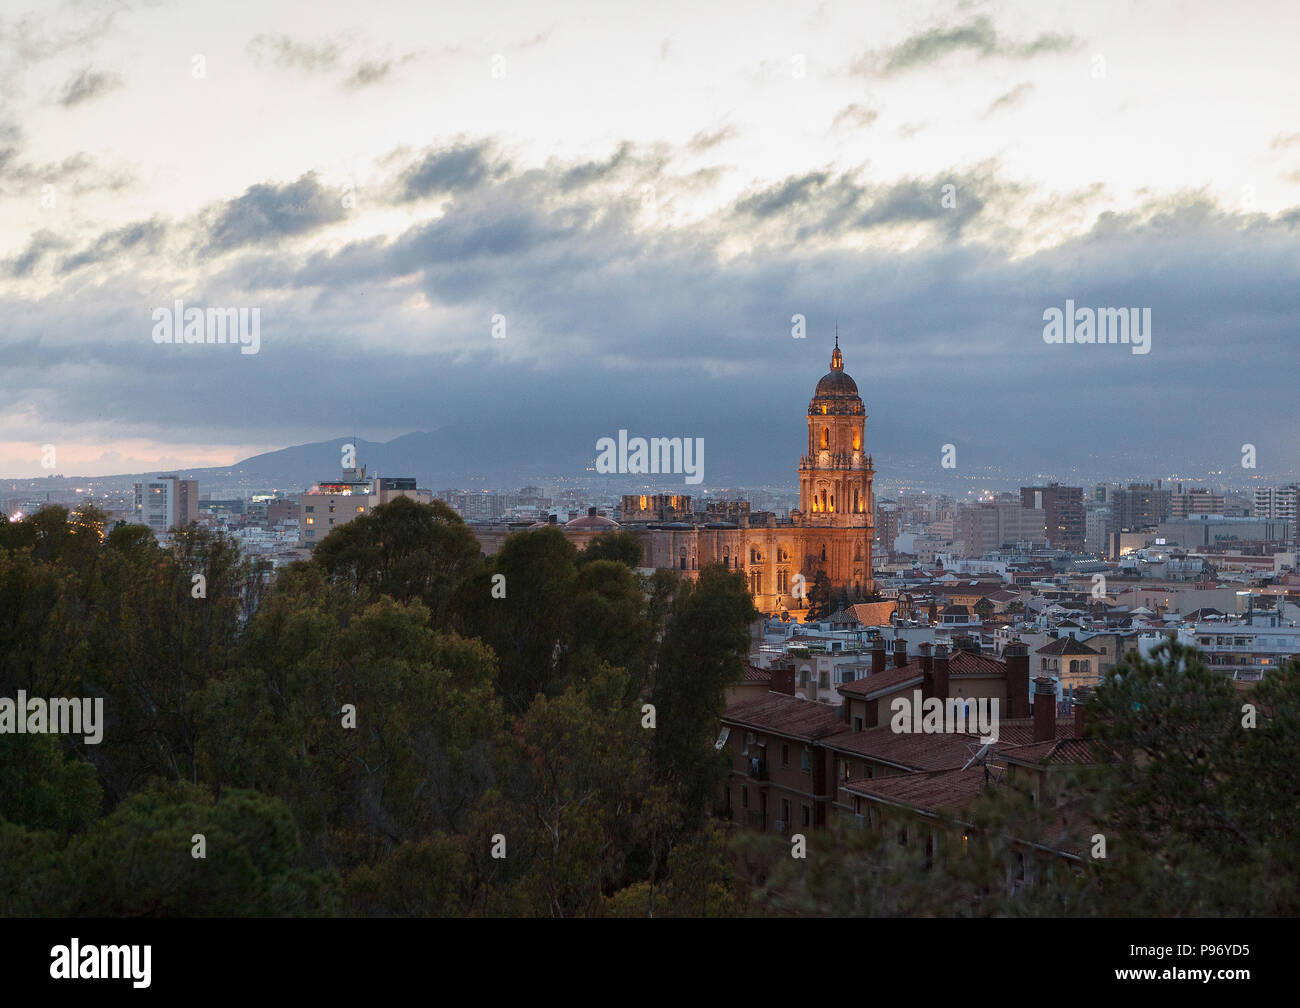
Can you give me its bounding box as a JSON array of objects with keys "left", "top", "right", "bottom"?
[
  {"left": 0, "top": 501, "right": 754, "bottom": 916},
  {"left": 2, "top": 502, "right": 1295, "bottom": 915}
]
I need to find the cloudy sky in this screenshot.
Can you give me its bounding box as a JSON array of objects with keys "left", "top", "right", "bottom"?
[{"left": 2, "top": 0, "right": 1298, "bottom": 486}]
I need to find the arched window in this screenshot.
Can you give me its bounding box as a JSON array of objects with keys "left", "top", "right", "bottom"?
[
  {"left": 680, "top": 548, "right": 687, "bottom": 571},
  {"left": 821, "top": 427, "right": 829, "bottom": 449}
]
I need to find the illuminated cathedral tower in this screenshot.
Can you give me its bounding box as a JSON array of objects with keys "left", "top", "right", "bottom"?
[{"left": 793, "top": 334, "right": 875, "bottom": 597}]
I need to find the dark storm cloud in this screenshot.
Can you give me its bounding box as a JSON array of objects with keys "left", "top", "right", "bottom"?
[
  {"left": 554, "top": 141, "right": 662, "bottom": 192},
  {"left": 732, "top": 166, "right": 1007, "bottom": 240},
  {"left": 3, "top": 229, "right": 69, "bottom": 276},
  {"left": 7, "top": 142, "right": 1300, "bottom": 483},
  {"left": 852, "top": 15, "right": 1078, "bottom": 77},
  {"left": 58, "top": 67, "right": 123, "bottom": 106},
  {"left": 59, "top": 217, "right": 165, "bottom": 273},
  {"left": 199, "top": 173, "right": 347, "bottom": 256},
  {"left": 396, "top": 142, "right": 511, "bottom": 201}
]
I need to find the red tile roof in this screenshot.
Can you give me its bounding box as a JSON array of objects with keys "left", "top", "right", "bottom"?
[
  {"left": 824, "top": 726, "right": 985, "bottom": 771},
  {"left": 721, "top": 693, "right": 845, "bottom": 742},
  {"left": 836, "top": 661, "right": 927, "bottom": 700},
  {"left": 988, "top": 718, "right": 1079, "bottom": 748},
  {"left": 1036, "top": 636, "right": 1102, "bottom": 656},
  {"left": 998, "top": 738, "right": 1100, "bottom": 765},
  {"left": 742, "top": 663, "right": 773, "bottom": 683},
  {"left": 842, "top": 767, "right": 989, "bottom": 814},
  {"left": 947, "top": 650, "right": 1007, "bottom": 679}
]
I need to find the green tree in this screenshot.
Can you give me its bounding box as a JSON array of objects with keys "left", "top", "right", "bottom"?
[
  {"left": 472, "top": 527, "right": 579, "bottom": 714},
  {"left": 577, "top": 531, "right": 642, "bottom": 569},
  {"left": 650, "top": 564, "right": 757, "bottom": 826},
  {"left": 805, "top": 571, "right": 833, "bottom": 621},
  {"left": 311, "top": 496, "right": 484, "bottom": 630}
]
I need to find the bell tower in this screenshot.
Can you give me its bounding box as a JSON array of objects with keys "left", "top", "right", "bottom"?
[{"left": 795, "top": 334, "right": 875, "bottom": 595}]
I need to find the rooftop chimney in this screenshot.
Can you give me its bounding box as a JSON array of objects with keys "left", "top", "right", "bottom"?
[
  {"left": 1074, "top": 700, "right": 1087, "bottom": 737},
  {"left": 1033, "top": 675, "right": 1056, "bottom": 742},
  {"left": 870, "top": 636, "right": 887, "bottom": 676},
  {"left": 931, "top": 643, "right": 951, "bottom": 701},
  {"left": 1003, "top": 639, "right": 1031, "bottom": 718},
  {"left": 769, "top": 664, "right": 795, "bottom": 696},
  {"left": 893, "top": 637, "right": 909, "bottom": 669}
]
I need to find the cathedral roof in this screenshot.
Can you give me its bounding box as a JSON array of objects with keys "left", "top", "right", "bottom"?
[
  {"left": 814, "top": 370, "right": 859, "bottom": 397},
  {"left": 565, "top": 511, "right": 620, "bottom": 530},
  {"left": 813, "top": 336, "right": 860, "bottom": 398}
]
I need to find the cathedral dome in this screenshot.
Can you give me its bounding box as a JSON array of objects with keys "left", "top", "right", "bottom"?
[
  {"left": 565, "top": 507, "right": 619, "bottom": 530},
  {"left": 812, "top": 337, "right": 860, "bottom": 398},
  {"left": 815, "top": 370, "right": 859, "bottom": 397}
]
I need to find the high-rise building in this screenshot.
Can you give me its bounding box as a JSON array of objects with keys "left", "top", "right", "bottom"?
[
  {"left": 1254, "top": 485, "right": 1298, "bottom": 522},
  {"left": 1020, "top": 483, "right": 1084, "bottom": 551},
  {"left": 1084, "top": 506, "right": 1111, "bottom": 556},
  {"left": 1169, "top": 488, "right": 1225, "bottom": 519},
  {"left": 133, "top": 475, "right": 199, "bottom": 535},
  {"left": 1111, "top": 482, "right": 1172, "bottom": 531}
]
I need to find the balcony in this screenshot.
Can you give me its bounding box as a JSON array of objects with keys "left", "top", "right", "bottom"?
[
  {"left": 799, "top": 453, "right": 873, "bottom": 472},
  {"left": 746, "top": 757, "right": 769, "bottom": 781}
]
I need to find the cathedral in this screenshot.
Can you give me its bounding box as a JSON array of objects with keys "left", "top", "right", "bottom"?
[{"left": 471, "top": 340, "right": 877, "bottom": 617}]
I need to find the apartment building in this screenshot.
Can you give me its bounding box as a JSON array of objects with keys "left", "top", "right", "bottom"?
[
  {"left": 1254, "top": 485, "right": 1298, "bottom": 522},
  {"left": 132, "top": 475, "right": 199, "bottom": 535},
  {"left": 721, "top": 639, "right": 1094, "bottom": 879},
  {"left": 1111, "top": 483, "right": 1172, "bottom": 532},
  {"left": 301, "top": 464, "right": 431, "bottom": 545},
  {"left": 1020, "top": 485, "right": 1084, "bottom": 552},
  {"left": 1169, "top": 488, "right": 1224, "bottom": 519}
]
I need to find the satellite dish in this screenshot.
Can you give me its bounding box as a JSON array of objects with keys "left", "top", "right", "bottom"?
[{"left": 962, "top": 741, "right": 993, "bottom": 771}]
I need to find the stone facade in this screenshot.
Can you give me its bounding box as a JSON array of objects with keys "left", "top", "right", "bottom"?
[{"left": 469, "top": 341, "right": 877, "bottom": 616}]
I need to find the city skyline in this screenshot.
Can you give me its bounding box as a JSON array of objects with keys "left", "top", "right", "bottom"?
[{"left": 3, "top": 0, "right": 1300, "bottom": 481}]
